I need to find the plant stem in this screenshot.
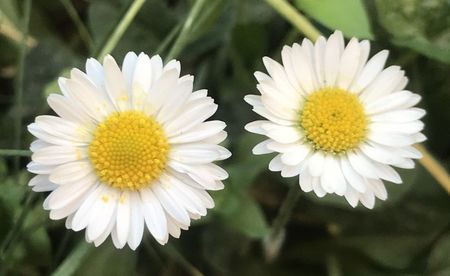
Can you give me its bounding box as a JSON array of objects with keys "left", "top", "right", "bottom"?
[
  {"left": 0, "top": 191, "right": 36, "bottom": 275},
  {"left": 96, "top": 0, "right": 146, "bottom": 59},
  {"left": 326, "top": 253, "right": 341, "bottom": 276},
  {"left": 416, "top": 144, "right": 450, "bottom": 195},
  {"left": 51, "top": 242, "right": 91, "bottom": 276},
  {"left": 264, "top": 184, "right": 300, "bottom": 261},
  {"left": 60, "top": 0, "right": 93, "bottom": 52},
  {"left": 156, "top": 22, "right": 182, "bottom": 56},
  {"left": 0, "top": 149, "right": 32, "bottom": 156},
  {"left": 13, "top": 0, "right": 32, "bottom": 173},
  {"left": 160, "top": 243, "right": 204, "bottom": 276},
  {"left": 165, "top": 0, "right": 208, "bottom": 61},
  {"left": 264, "top": 0, "right": 321, "bottom": 41}
]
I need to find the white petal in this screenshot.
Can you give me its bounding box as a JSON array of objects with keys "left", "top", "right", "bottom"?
[
  {"left": 291, "top": 43, "right": 318, "bottom": 93},
  {"left": 132, "top": 53, "right": 152, "bottom": 94},
  {"left": 244, "top": 120, "right": 270, "bottom": 135},
  {"left": 262, "top": 57, "right": 299, "bottom": 102},
  {"left": 116, "top": 191, "right": 131, "bottom": 248},
  {"left": 365, "top": 90, "right": 421, "bottom": 115},
  {"left": 62, "top": 76, "right": 113, "bottom": 121},
  {"left": 369, "top": 132, "right": 416, "bottom": 147},
  {"left": 140, "top": 188, "right": 168, "bottom": 242},
  {"left": 359, "top": 142, "right": 408, "bottom": 166},
  {"left": 366, "top": 178, "right": 387, "bottom": 200},
  {"left": 71, "top": 183, "right": 104, "bottom": 231},
  {"left": 324, "top": 31, "right": 344, "bottom": 87},
  {"left": 164, "top": 98, "right": 217, "bottom": 136},
  {"left": 370, "top": 108, "right": 426, "bottom": 123},
  {"left": 86, "top": 187, "right": 119, "bottom": 241},
  {"left": 369, "top": 121, "right": 424, "bottom": 135},
  {"left": 344, "top": 185, "right": 359, "bottom": 208},
  {"left": 280, "top": 145, "right": 310, "bottom": 166},
  {"left": 103, "top": 55, "right": 129, "bottom": 111},
  {"left": 350, "top": 50, "right": 389, "bottom": 93},
  {"left": 157, "top": 76, "right": 193, "bottom": 123},
  {"left": 151, "top": 183, "right": 190, "bottom": 226},
  {"left": 122, "top": 52, "right": 138, "bottom": 91},
  {"left": 47, "top": 94, "right": 93, "bottom": 126},
  {"left": 85, "top": 58, "right": 104, "bottom": 88},
  {"left": 170, "top": 144, "right": 231, "bottom": 164},
  {"left": 48, "top": 173, "right": 97, "bottom": 210},
  {"left": 93, "top": 211, "right": 116, "bottom": 247},
  {"left": 261, "top": 124, "right": 302, "bottom": 144},
  {"left": 313, "top": 36, "right": 326, "bottom": 86},
  {"left": 299, "top": 169, "right": 313, "bottom": 192},
  {"left": 49, "top": 160, "right": 93, "bottom": 185},
  {"left": 320, "top": 155, "right": 346, "bottom": 195},
  {"left": 340, "top": 157, "right": 366, "bottom": 193},
  {"left": 27, "top": 161, "right": 55, "bottom": 174},
  {"left": 337, "top": 38, "right": 361, "bottom": 90},
  {"left": 168, "top": 121, "right": 226, "bottom": 143},
  {"left": 144, "top": 69, "right": 180, "bottom": 116},
  {"left": 307, "top": 151, "right": 325, "bottom": 177},
  {"left": 360, "top": 66, "right": 404, "bottom": 102},
  {"left": 371, "top": 162, "right": 402, "bottom": 184},
  {"left": 347, "top": 151, "right": 378, "bottom": 179},
  {"left": 269, "top": 154, "right": 283, "bottom": 172},
  {"left": 360, "top": 189, "right": 375, "bottom": 209},
  {"left": 127, "top": 192, "right": 145, "bottom": 250},
  {"left": 29, "top": 175, "right": 58, "bottom": 192},
  {"left": 281, "top": 46, "right": 302, "bottom": 93},
  {"left": 252, "top": 139, "right": 274, "bottom": 155},
  {"left": 32, "top": 145, "right": 87, "bottom": 165}
]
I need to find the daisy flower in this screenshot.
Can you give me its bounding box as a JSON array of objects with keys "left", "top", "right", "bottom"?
[
  {"left": 245, "top": 31, "right": 425, "bottom": 209},
  {"left": 27, "top": 52, "right": 230, "bottom": 249}
]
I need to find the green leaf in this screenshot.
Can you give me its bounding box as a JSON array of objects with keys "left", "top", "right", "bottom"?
[
  {"left": 294, "top": 0, "right": 373, "bottom": 39},
  {"left": 376, "top": 0, "right": 450, "bottom": 64},
  {"left": 340, "top": 234, "right": 435, "bottom": 269},
  {"left": 222, "top": 194, "right": 269, "bottom": 238}
]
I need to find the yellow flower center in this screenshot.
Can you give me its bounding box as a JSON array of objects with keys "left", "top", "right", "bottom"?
[
  {"left": 89, "top": 111, "right": 169, "bottom": 190},
  {"left": 299, "top": 87, "right": 367, "bottom": 154}
]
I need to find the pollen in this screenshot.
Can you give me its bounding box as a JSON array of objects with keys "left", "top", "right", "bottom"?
[
  {"left": 299, "top": 87, "right": 367, "bottom": 154},
  {"left": 88, "top": 111, "right": 169, "bottom": 190}
]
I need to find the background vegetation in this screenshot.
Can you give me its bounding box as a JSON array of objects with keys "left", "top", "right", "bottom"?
[{"left": 0, "top": 0, "right": 450, "bottom": 275}]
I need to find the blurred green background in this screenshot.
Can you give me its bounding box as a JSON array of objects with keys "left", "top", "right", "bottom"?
[{"left": 0, "top": 0, "right": 450, "bottom": 275}]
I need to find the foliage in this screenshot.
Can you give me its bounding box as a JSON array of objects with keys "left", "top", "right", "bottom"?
[{"left": 0, "top": 0, "right": 449, "bottom": 275}]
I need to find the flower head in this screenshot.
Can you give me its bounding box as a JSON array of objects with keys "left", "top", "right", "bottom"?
[
  {"left": 245, "top": 31, "right": 425, "bottom": 209},
  {"left": 28, "top": 52, "right": 230, "bottom": 249}
]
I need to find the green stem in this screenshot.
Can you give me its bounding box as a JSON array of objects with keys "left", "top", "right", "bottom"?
[
  {"left": 96, "top": 0, "right": 146, "bottom": 59},
  {"left": 60, "top": 0, "right": 93, "bottom": 52},
  {"left": 264, "top": 184, "right": 300, "bottom": 261},
  {"left": 0, "top": 192, "right": 36, "bottom": 275},
  {"left": 0, "top": 149, "right": 32, "bottom": 157},
  {"left": 156, "top": 22, "right": 182, "bottom": 56},
  {"left": 165, "top": 0, "right": 208, "bottom": 61},
  {"left": 13, "top": 0, "right": 32, "bottom": 173},
  {"left": 268, "top": 184, "right": 300, "bottom": 242},
  {"left": 264, "top": 0, "right": 321, "bottom": 41},
  {"left": 160, "top": 243, "right": 204, "bottom": 276},
  {"left": 51, "top": 242, "right": 91, "bottom": 276},
  {"left": 326, "top": 253, "right": 341, "bottom": 276}
]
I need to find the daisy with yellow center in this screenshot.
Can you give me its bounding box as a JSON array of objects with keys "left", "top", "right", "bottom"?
[
  {"left": 27, "top": 52, "right": 231, "bottom": 249},
  {"left": 245, "top": 31, "right": 426, "bottom": 209}
]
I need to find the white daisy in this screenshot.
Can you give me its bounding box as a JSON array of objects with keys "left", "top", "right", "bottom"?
[
  {"left": 245, "top": 31, "right": 426, "bottom": 209},
  {"left": 27, "top": 52, "right": 231, "bottom": 249}
]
